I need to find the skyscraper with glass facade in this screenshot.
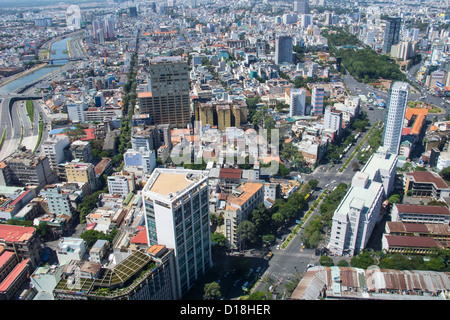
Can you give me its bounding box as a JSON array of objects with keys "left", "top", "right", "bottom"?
[{"left": 142, "top": 168, "right": 211, "bottom": 297}]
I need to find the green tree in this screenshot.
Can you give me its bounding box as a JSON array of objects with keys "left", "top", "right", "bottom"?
[
  {"left": 439, "top": 166, "right": 450, "bottom": 181},
  {"left": 319, "top": 255, "right": 334, "bottom": 267},
  {"left": 337, "top": 259, "right": 349, "bottom": 267},
  {"left": 236, "top": 220, "right": 257, "bottom": 249},
  {"left": 425, "top": 258, "right": 446, "bottom": 271},
  {"left": 211, "top": 232, "right": 227, "bottom": 249},
  {"left": 307, "top": 179, "right": 319, "bottom": 190},
  {"left": 388, "top": 194, "right": 401, "bottom": 204},
  {"left": 247, "top": 290, "right": 272, "bottom": 300},
  {"left": 203, "top": 282, "right": 221, "bottom": 300}
]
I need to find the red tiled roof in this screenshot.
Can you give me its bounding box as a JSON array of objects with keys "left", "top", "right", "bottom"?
[
  {"left": 0, "top": 251, "right": 15, "bottom": 269},
  {"left": 130, "top": 228, "right": 148, "bottom": 244},
  {"left": 394, "top": 204, "right": 450, "bottom": 215},
  {"left": 219, "top": 168, "right": 242, "bottom": 180},
  {"left": 385, "top": 235, "right": 437, "bottom": 248},
  {"left": 0, "top": 259, "right": 29, "bottom": 293},
  {"left": 405, "top": 171, "right": 449, "bottom": 189},
  {"left": 0, "top": 225, "right": 35, "bottom": 243}
]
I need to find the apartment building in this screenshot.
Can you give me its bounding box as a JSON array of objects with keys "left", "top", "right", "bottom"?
[
  {"left": 42, "top": 135, "right": 70, "bottom": 171},
  {"left": 107, "top": 172, "right": 136, "bottom": 198},
  {"left": 222, "top": 182, "right": 264, "bottom": 249},
  {"left": 65, "top": 161, "right": 98, "bottom": 194},
  {"left": 0, "top": 150, "right": 57, "bottom": 191}
]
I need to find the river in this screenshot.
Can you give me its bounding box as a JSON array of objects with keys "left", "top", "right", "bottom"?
[{"left": 0, "top": 36, "right": 71, "bottom": 95}]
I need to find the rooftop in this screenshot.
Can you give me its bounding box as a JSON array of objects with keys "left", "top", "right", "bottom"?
[
  {"left": 144, "top": 169, "right": 207, "bottom": 199},
  {"left": 405, "top": 171, "right": 449, "bottom": 189},
  {"left": 0, "top": 225, "right": 35, "bottom": 243},
  {"left": 394, "top": 204, "right": 450, "bottom": 215}
]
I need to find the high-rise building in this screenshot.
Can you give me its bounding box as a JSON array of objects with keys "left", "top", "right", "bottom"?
[
  {"left": 328, "top": 147, "right": 397, "bottom": 256},
  {"left": 138, "top": 57, "right": 190, "bottom": 128},
  {"left": 382, "top": 82, "right": 409, "bottom": 155},
  {"left": 289, "top": 88, "right": 307, "bottom": 117},
  {"left": 294, "top": 0, "right": 309, "bottom": 14},
  {"left": 275, "top": 36, "right": 293, "bottom": 65},
  {"left": 142, "top": 168, "right": 212, "bottom": 297},
  {"left": 311, "top": 86, "right": 325, "bottom": 116},
  {"left": 383, "top": 17, "right": 401, "bottom": 54}
]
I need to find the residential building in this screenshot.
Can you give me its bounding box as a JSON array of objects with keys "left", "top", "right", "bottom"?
[
  {"left": 65, "top": 161, "right": 98, "bottom": 194},
  {"left": 0, "top": 150, "right": 57, "bottom": 192},
  {"left": 222, "top": 182, "right": 264, "bottom": 249},
  {"left": 137, "top": 56, "right": 190, "bottom": 128},
  {"left": 324, "top": 106, "right": 342, "bottom": 138},
  {"left": 107, "top": 172, "right": 136, "bottom": 198},
  {"left": 294, "top": 0, "right": 309, "bottom": 14},
  {"left": 40, "top": 185, "right": 75, "bottom": 217},
  {"left": 382, "top": 82, "right": 409, "bottom": 155},
  {"left": 42, "top": 135, "right": 70, "bottom": 171},
  {"left": 56, "top": 237, "right": 88, "bottom": 265},
  {"left": 123, "top": 148, "right": 157, "bottom": 175},
  {"left": 69, "top": 140, "right": 94, "bottom": 164},
  {"left": 89, "top": 239, "right": 110, "bottom": 264},
  {"left": 142, "top": 168, "right": 212, "bottom": 297}
]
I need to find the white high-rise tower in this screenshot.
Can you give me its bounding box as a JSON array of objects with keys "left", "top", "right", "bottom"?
[
  {"left": 382, "top": 82, "right": 409, "bottom": 155},
  {"left": 142, "top": 168, "right": 212, "bottom": 298}
]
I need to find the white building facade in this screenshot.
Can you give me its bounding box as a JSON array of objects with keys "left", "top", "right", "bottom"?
[
  {"left": 142, "top": 168, "right": 212, "bottom": 298},
  {"left": 382, "top": 82, "right": 409, "bottom": 155}
]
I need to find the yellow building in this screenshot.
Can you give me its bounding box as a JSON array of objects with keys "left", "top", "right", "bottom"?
[
  {"left": 65, "top": 161, "right": 98, "bottom": 194},
  {"left": 195, "top": 101, "right": 248, "bottom": 130}
]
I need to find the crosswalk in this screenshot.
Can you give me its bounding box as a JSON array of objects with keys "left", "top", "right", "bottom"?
[{"left": 274, "top": 250, "right": 314, "bottom": 258}]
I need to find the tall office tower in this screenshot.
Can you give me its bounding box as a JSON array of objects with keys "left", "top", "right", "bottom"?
[
  {"left": 294, "top": 0, "right": 309, "bottom": 14},
  {"left": 275, "top": 36, "right": 293, "bottom": 65},
  {"left": 382, "top": 17, "right": 401, "bottom": 54},
  {"left": 382, "top": 82, "right": 409, "bottom": 155},
  {"left": 289, "top": 88, "right": 307, "bottom": 117},
  {"left": 311, "top": 86, "right": 324, "bottom": 116},
  {"left": 138, "top": 57, "right": 190, "bottom": 128},
  {"left": 142, "top": 168, "right": 212, "bottom": 297}
]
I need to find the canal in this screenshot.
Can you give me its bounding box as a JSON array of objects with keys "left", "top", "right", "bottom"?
[{"left": 0, "top": 36, "right": 71, "bottom": 95}]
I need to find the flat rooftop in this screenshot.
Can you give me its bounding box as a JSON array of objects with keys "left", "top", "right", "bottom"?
[
  {"left": 150, "top": 172, "right": 194, "bottom": 196},
  {"left": 145, "top": 169, "right": 207, "bottom": 198}
]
